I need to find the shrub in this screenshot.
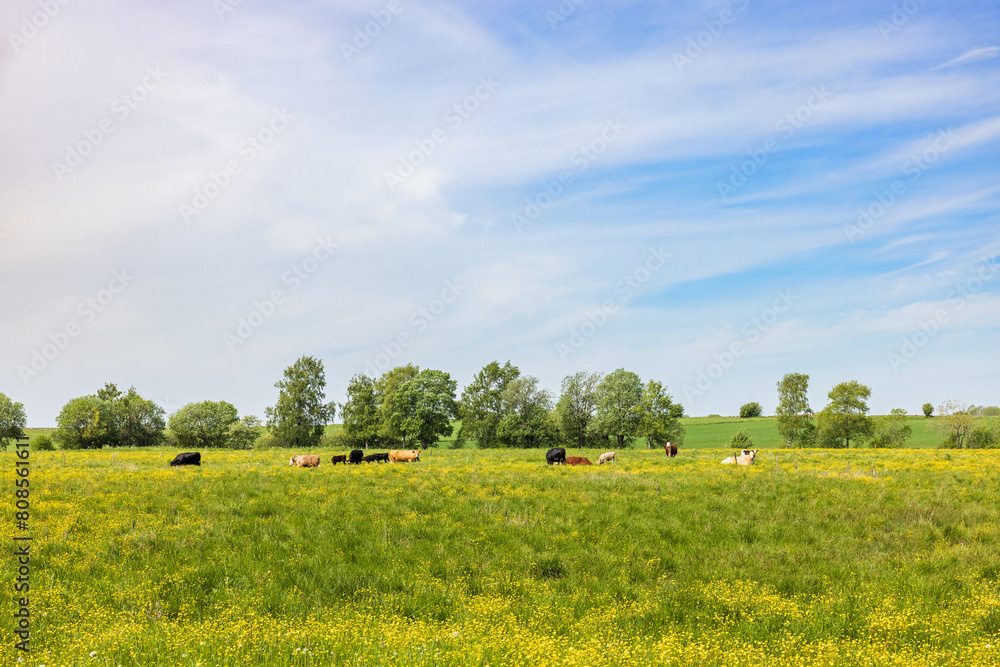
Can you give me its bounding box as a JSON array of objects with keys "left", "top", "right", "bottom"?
[
  {"left": 968, "top": 426, "right": 998, "bottom": 449},
  {"left": 937, "top": 433, "right": 960, "bottom": 449},
  {"left": 922, "top": 403, "right": 934, "bottom": 418},
  {"left": 729, "top": 428, "right": 753, "bottom": 449},
  {"left": 33, "top": 434, "right": 55, "bottom": 451},
  {"left": 739, "top": 402, "right": 763, "bottom": 418}
]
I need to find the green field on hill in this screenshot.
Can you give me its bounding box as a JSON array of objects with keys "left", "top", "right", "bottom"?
[{"left": 4, "top": 447, "right": 999, "bottom": 666}]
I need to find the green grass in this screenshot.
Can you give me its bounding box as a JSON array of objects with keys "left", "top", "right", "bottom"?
[{"left": 4, "top": 447, "right": 1000, "bottom": 665}]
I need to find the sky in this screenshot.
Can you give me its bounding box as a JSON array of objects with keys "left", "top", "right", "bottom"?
[{"left": 2, "top": 0, "right": 999, "bottom": 426}]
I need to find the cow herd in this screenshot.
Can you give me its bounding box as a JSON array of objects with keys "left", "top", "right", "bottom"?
[{"left": 169, "top": 445, "right": 761, "bottom": 467}]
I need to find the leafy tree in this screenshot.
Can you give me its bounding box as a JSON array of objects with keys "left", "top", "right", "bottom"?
[
  {"left": 816, "top": 381, "right": 872, "bottom": 449},
  {"left": 53, "top": 396, "right": 114, "bottom": 449},
  {"left": 967, "top": 422, "right": 998, "bottom": 449},
  {"left": 169, "top": 401, "right": 239, "bottom": 449},
  {"left": 739, "top": 402, "right": 763, "bottom": 418},
  {"left": 0, "top": 392, "right": 27, "bottom": 451},
  {"left": 458, "top": 361, "right": 521, "bottom": 448},
  {"left": 375, "top": 364, "right": 420, "bottom": 444},
  {"left": 495, "top": 375, "right": 556, "bottom": 448},
  {"left": 554, "top": 371, "right": 604, "bottom": 448},
  {"left": 730, "top": 427, "right": 753, "bottom": 449},
  {"left": 265, "top": 356, "right": 336, "bottom": 449},
  {"left": 33, "top": 434, "right": 55, "bottom": 451},
  {"left": 635, "top": 380, "right": 685, "bottom": 449},
  {"left": 775, "top": 373, "right": 812, "bottom": 447},
  {"left": 922, "top": 403, "right": 934, "bottom": 418},
  {"left": 870, "top": 408, "right": 912, "bottom": 448},
  {"left": 227, "top": 415, "right": 262, "bottom": 450},
  {"left": 937, "top": 400, "right": 974, "bottom": 449},
  {"left": 115, "top": 387, "right": 166, "bottom": 448},
  {"left": 385, "top": 368, "right": 459, "bottom": 448},
  {"left": 342, "top": 374, "right": 383, "bottom": 448},
  {"left": 593, "top": 368, "right": 643, "bottom": 448}
]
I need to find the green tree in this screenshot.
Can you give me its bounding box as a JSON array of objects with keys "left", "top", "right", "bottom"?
[
  {"left": 870, "top": 408, "right": 912, "bottom": 448},
  {"left": 730, "top": 427, "right": 753, "bottom": 449},
  {"left": 495, "top": 375, "right": 556, "bottom": 448},
  {"left": 816, "top": 380, "right": 872, "bottom": 449},
  {"left": 115, "top": 387, "right": 166, "bottom": 448},
  {"left": 739, "top": 402, "right": 763, "bottom": 418},
  {"left": 53, "top": 396, "right": 114, "bottom": 449},
  {"left": 0, "top": 392, "right": 28, "bottom": 451},
  {"left": 265, "top": 356, "right": 336, "bottom": 449},
  {"left": 169, "top": 401, "right": 239, "bottom": 449},
  {"left": 554, "top": 371, "right": 603, "bottom": 448},
  {"left": 458, "top": 361, "right": 521, "bottom": 448},
  {"left": 342, "top": 373, "right": 383, "bottom": 448},
  {"left": 593, "top": 368, "right": 643, "bottom": 448},
  {"left": 375, "top": 364, "right": 420, "bottom": 444},
  {"left": 922, "top": 402, "right": 934, "bottom": 418},
  {"left": 385, "top": 368, "right": 459, "bottom": 448},
  {"left": 775, "top": 373, "right": 812, "bottom": 447},
  {"left": 634, "top": 380, "right": 685, "bottom": 449},
  {"left": 227, "top": 415, "right": 262, "bottom": 450},
  {"left": 937, "top": 400, "right": 973, "bottom": 449}
]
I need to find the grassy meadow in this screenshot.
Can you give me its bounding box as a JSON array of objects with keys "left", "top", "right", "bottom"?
[{"left": 3, "top": 446, "right": 999, "bottom": 666}]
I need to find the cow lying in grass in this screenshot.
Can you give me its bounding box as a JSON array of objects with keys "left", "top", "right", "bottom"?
[
  {"left": 289, "top": 454, "right": 321, "bottom": 467},
  {"left": 597, "top": 452, "right": 616, "bottom": 465},
  {"left": 721, "top": 449, "right": 758, "bottom": 465},
  {"left": 565, "top": 456, "right": 592, "bottom": 466}
]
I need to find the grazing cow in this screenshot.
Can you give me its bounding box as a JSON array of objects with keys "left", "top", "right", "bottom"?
[
  {"left": 565, "top": 456, "right": 592, "bottom": 466},
  {"left": 169, "top": 452, "right": 201, "bottom": 467},
  {"left": 664, "top": 442, "right": 678, "bottom": 458},
  {"left": 363, "top": 452, "right": 389, "bottom": 463},
  {"left": 545, "top": 447, "right": 567, "bottom": 465},
  {"left": 388, "top": 449, "right": 420, "bottom": 463},
  {"left": 331, "top": 454, "right": 347, "bottom": 465},
  {"left": 721, "top": 449, "right": 758, "bottom": 466},
  {"left": 289, "top": 454, "right": 321, "bottom": 468},
  {"left": 597, "top": 452, "right": 616, "bottom": 465},
  {"left": 348, "top": 449, "right": 364, "bottom": 464}
]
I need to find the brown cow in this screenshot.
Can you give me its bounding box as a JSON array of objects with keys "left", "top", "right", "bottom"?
[
  {"left": 289, "top": 454, "right": 321, "bottom": 468},
  {"left": 664, "top": 442, "right": 678, "bottom": 458},
  {"left": 388, "top": 449, "right": 420, "bottom": 463},
  {"left": 565, "top": 456, "right": 592, "bottom": 465},
  {"left": 330, "top": 454, "right": 347, "bottom": 465}
]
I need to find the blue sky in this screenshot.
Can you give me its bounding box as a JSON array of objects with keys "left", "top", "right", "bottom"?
[{"left": 2, "top": 0, "right": 999, "bottom": 425}]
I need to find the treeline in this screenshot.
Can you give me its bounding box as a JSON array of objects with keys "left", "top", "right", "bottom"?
[
  {"left": 339, "top": 362, "right": 685, "bottom": 450},
  {"left": 772, "top": 373, "right": 1000, "bottom": 449}
]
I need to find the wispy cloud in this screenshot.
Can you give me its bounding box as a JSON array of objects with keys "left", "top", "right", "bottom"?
[{"left": 932, "top": 46, "right": 999, "bottom": 69}]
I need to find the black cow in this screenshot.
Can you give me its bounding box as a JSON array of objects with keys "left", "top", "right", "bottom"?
[
  {"left": 170, "top": 452, "right": 201, "bottom": 466},
  {"left": 362, "top": 452, "right": 390, "bottom": 463},
  {"left": 348, "top": 449, "right": 364, "bottom": 464},
  {"left": 545, "top": 447, "right": 566, "bottom": 465},
  {"left": 331, "top": 454, "right": 347, "bottom": 465}
]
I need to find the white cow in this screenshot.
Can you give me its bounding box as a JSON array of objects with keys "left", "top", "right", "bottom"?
[
  {"left": 597, "top": 452, "right": 616, "bottom": 465},
  {"left": 721, "top": 449, "right": 758, "bottom": 465}
]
